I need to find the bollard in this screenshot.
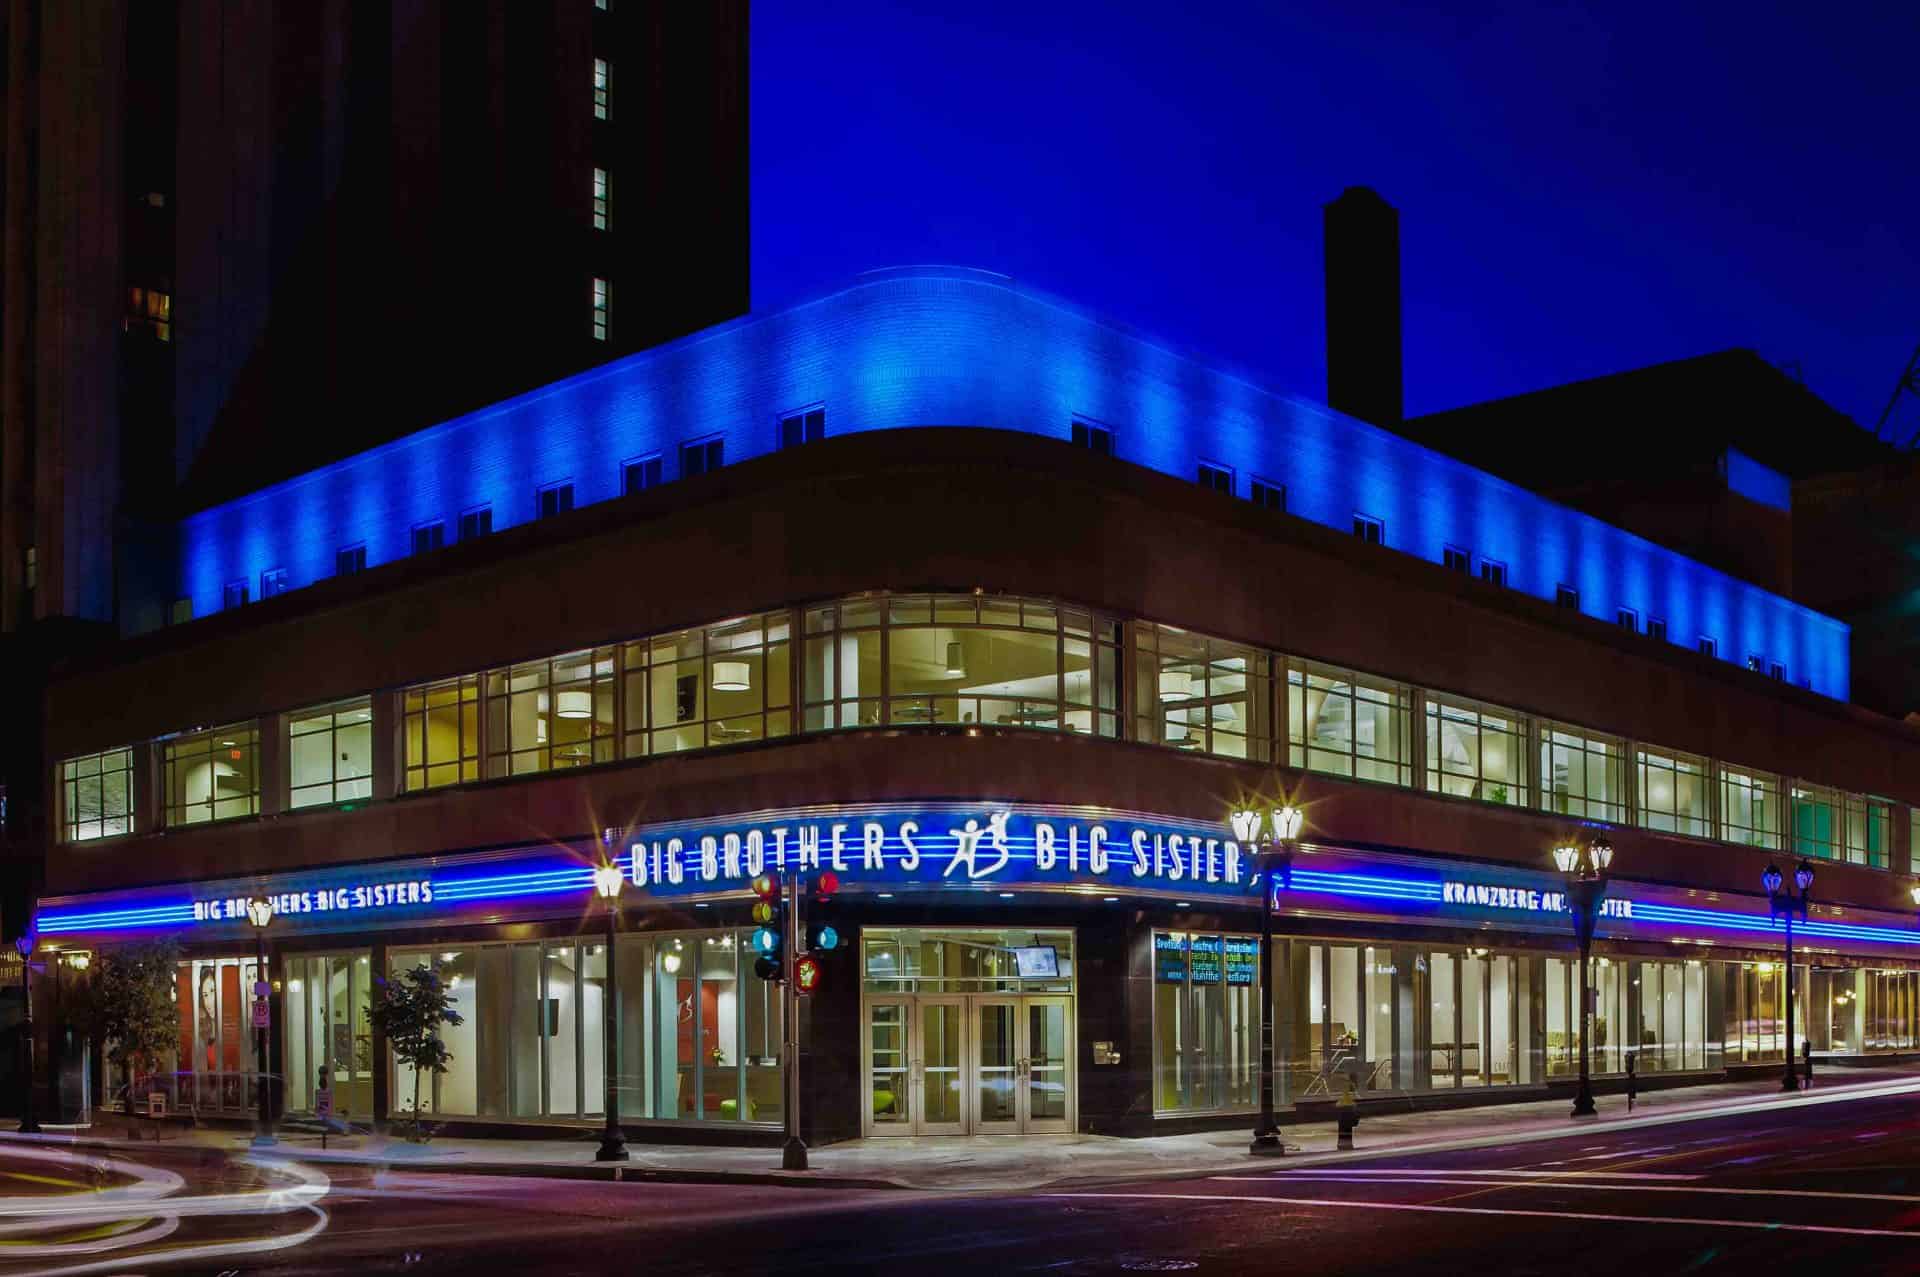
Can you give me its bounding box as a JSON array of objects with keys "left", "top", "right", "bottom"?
[
  {"left": 1626, "top": 1051, "right": 1637, "bottom": 1113},
  {"left": 1803, "top": 1040, "right": 1813, "bottom": 1090},
  {"left": 1336, "top": 1074, "right": 1359, "bottom": 1151}
]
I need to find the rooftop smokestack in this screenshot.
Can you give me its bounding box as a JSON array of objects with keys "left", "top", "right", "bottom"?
[{"left": 1323, "top": 187, "right": 1404, "bottom": 427}]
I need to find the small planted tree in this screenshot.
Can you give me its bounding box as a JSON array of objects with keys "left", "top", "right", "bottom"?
[
  {"left": 95, "top": 938, "right": 184, "bottom": 1138},
  {"left": 369, "top": 962, "right": 463, "bottom": 1143}
]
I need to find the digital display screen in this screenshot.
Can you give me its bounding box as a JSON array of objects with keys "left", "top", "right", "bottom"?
[{"left": 1012, "top": 945, "right": 1060, "bottom": 979}]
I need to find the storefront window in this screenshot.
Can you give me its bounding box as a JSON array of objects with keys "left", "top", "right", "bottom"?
[
  {"left": 1791, "top": 783, "right": 1842, "bottom": 860},
  {"left": 1844, "top": 795, "right": 1892, "bottom": 868},
  {"left": 402, "top": 674, "right": 480, "bottom": 791},
  {"left": 163, "top": 724, "right": 260, "bottom": 826},
  {"left": 862, "top": 928, "right": 1075, "bottom": 994},
  {"left": 288, "top": 698, "right": 374, "bottom": 809},
  {"left": 1636, "top": 746, "right": 1708, "bottom": 838},
  {"left": 285, "top": 952, "right": 374, "bottom": 1117},
  {"left": 1539, "top": 721, "right": 1624, "bottom": 823},
  {"left": 486, "top": 649, "right": 616, "bottom": 776},
  {"left": 390, "top": 929, "right": 779, "bottom": 1126},
  {"left": 1151, "top": 932, "right": 1256, "bottom": 1114},
  {"left": 60, "top": 747, "right": 134, "bottom": 841},
  {"left": 625, "top": 612, "right": 790, "bottom": 755},
  {"left": 1719, "top": 766, "right": 1782, "bottom": 849},
  {"left": 1135, "top": 626, "right": 1270, "bottom": 760},
  {"left": 1425, "top": 696, "right": 1527, "bottom": 807},
  {"left": 1287, "top": 662, "right": 1411, "bottom": 786}
]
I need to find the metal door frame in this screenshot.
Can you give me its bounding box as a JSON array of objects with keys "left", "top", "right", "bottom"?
[
  {"left": 913, "top": 995, "right": 969, "bottom": 1136},
  {"left": 1018, "top": 994, "right": 1076, "bottom": 1134},
  {"left": 861, "top": 992, "right": 1078, "bottom": 1136}
]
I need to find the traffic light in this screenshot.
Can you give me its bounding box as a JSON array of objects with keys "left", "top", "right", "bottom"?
[
  {"left": 808, "top": 870, "right": 842, "bottom": 956},
  {"left": 752, "top": 872, "right": 782, "bottom": 982}
]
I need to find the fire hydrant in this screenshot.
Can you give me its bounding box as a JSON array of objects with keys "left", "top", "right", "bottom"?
[{"left": 1336, "top": 1074, "right": 1359, "bottom": 1150}]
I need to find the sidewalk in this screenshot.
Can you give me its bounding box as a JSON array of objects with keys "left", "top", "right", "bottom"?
[{"left": 10, "top": 1065, "right": 1919, "bottom": 1192}]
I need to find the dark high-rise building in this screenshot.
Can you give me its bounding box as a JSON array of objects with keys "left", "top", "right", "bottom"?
[
  {"left": 0, "top": 0, "right": 748, "bottom": 965},
  {"left": 1322, "top": 186, "right": 1403, "bottom": 428}
]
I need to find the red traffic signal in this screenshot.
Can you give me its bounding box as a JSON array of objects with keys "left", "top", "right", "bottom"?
[
  {"left": 751, "top": 872, "right": 779, "bottom": 900},
  {"left": 814, "top": 870, "right": 839, "bottom": 898},
  {"left": 794, "top": 954, "right": 823, "bottom": 993}
]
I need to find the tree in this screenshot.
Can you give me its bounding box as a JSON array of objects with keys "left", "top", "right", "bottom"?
[
  {"left": 94, "top": 938, "right": 183, "bottom": 1138},
  {"left": 369, "top": 962, "right": 463, "bottom": 1142}
]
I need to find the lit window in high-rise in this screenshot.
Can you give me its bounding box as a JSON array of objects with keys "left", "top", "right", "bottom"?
[
  {"left": 592, "top": 277, "right": 610, "bottom": 341},
  {"left": 593, "top": 168, "right": 610, "bottom": 230},
  {"left": 593, "top": 58, "right": 609, "bottom": 120}
]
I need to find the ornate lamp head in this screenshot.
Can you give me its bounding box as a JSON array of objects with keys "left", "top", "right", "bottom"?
[
  {"left": 1794, "top": 860, "right": 1815, "bottom": 893},
  {"left": 244, "top": 897, "right": 275, "bottom": 929},
  {"left": 593, "top": 862, "right": 625, "bottom": 901},
  {"left": 1761, "top": 863, "right": 1784, "bottom": 897},
  {"left": 1229, "top": 808, "right": 1263, "bottom": 845},
  {"left": 1274, "top": 805, "right": 1304, "bottom": 842}
]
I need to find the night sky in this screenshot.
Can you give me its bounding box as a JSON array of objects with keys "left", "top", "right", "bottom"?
[{"left": 752, "top": 3, "right": 1920, "bottom": 433}]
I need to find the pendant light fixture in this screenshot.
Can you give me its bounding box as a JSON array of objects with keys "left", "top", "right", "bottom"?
[
  {"left": 712, "top": 660, "right": 751, "bottom": 692},
  {"left": 1159, "top": 667, "right": 1194, "bottom": 702},
  {"left": 555, "top": 690, "right": 593, "bottom": 719}
]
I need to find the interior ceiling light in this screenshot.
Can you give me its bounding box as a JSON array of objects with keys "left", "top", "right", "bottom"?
[
  {"left": 712, "top": 660, "right": 751, "bottom": 692},
  {"left": 1158, "top": 669, "right": 1194, "bottom": 702},
  {"left": 555, "top": 690, "right": 593, "bottom": 719},
  {"left": 945, "top": 640, "right": 966, "bottom": 676}
]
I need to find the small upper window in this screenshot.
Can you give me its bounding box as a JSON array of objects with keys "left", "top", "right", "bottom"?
[
  {"left": 1478, "top": 559, "right": 1507, "bottom": 588},
  {"left": 592, "top": 167, "right": 610, "bottom": 231},
  {"left": 623, "top": 456, "right": 663, "bottom": 495},
  {"left": 591, "top": 277, "right": 610, "bottom": 342},
  {"left": 538, "top": 483, "right": 575, "bottom": 519},
  {"left": 1769, "top": 661, "right": 1786, "bottom": 682},
  {"left": 336, "top": 545, "right": 367, "bottom": 576},
  {"left": 779, "top": 408, "right": 826, "bottom": 449},
  {"left": 1353, "top": 514, "right": 1383, "bottom": 545},
  {"left": 126, "top": 285, "right": 172, "bottom": 342},
  {"left": 1250, "top": 478, "right": 1286, "bottom": 511},
  {"left": 1616, "top": 607, "right": 1638, "bottom": 632},
  {"left": 1648, "top": 617, "right": 1669, "bottom": 643},
  {"left": 459, "top": 506, "right": 493, "bottom": 541},
  {"left": 1746, "top": 653, "right": 1764, "bottom": 673},
  {"left": 1070, "top": 420, "right": 1113, "bottom": 455},
  {"left": 1698, "top": 635, "right": 1717, "bottom": 658},
  {"left": 411, "top": 521, "right": 446, "bottom": 556},
  {"left": 1555, "top": 584, "right": 1579, "bottom": 610},
  {"left": 593, "top": 58, "right": 609, "bottom": 120},
  {"left": 1196, "top": 462, "right": 1233, "bottom": 494},
  {"left": 261, "top": 568, "right": 289, "bottom": 598},
  {"left": 223, "top": 579, "right": 248, "bottom": 610},
  {"left": 682, "top": 437, "right": 724, "bottom": 477},
  {"left": 1442, "top": 546, "right": 1469, "bottom": 574}
]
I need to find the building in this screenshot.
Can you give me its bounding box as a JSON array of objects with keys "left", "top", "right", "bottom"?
[
  {"left": 0, "top": 0, "right": 749, "bottom": 1096},
  {"left": 21, "top": 265, "right": 1920, "bottom": 1144}
]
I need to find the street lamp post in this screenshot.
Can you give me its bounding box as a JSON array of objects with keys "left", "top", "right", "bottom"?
[
  {"left": 14, "top": 930, "right": 38, "bottom": 1135},
  {"left": 592, "top": 860, "right": 629, "bottom": 1162},
  {"left": 1553, "top": 838, "right": 1613, "bottom": 1119},
  {"left": 1230, "top": 803, "right": 1303, "bottom": 1157},
  {"left": 244, "top": 897, "right": 276, "bottom": 1146},
  {"left": 1763, "top": 860, "right": 1815, "bottom": 1093}
]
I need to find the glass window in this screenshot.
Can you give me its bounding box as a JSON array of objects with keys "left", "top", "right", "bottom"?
[
  {"left": 1636, "top": 746, "right": 1709, "bottom": 838},
  {"left": 1287, "top": 660, "right": 1411, "bottom": 786},
  {"left": 1791, "top": 782, "right": 1842, "bottom": 860},
  {"left": 1425, "top": 694, "right": 1527, "bottom": 806},
  {"left": 402, "top": 674, "right": 480, "bottom": 792},
  {"left": 288, "top": 697, "right": 374, "bottom": 810},
  {"left": 1539, "top": 720, "right": 1624, "bottom": 823},
  {"left": 60, "top": 747, "right": 134, "bottom": 841},
  {"left": 486, "top": 647, "right": 616, "bottom": 777},
  {"left": 592, "top": 167, "right": 609, "bottom": 231},
  {"left": 163, "top": 724, "right": 259, "bottom": 826},
  {"left": 592, "top": 57, "right": 609, "bottom": 119},
  {"left": 1153, "top": 932, "right": 1257, "bottom": 1115},
  {"left": 1719, "top": 765, "right": 1782, "bottom": 849},
  {"left": 624, "top": 611, "right": 791, "bottom": 756},
  {"left": 1135, "top": 624, "right": 1270, "bottom": 760},
  {"left": 1845, "top": 794, "right": 1892, "bottom": 868}
]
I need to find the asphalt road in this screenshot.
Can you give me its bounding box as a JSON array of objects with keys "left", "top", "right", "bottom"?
[{"left": 12, "top": 1088, "right": 1920, "bottom": 1276}]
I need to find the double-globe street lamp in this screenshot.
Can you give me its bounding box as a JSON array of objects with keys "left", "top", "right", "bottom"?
[
  {"left": 593, "top": 860, "right": 629, "bottom": 1162},
  {"left": 1229, "top": 803, "right": 1303, "bottom": 1156},
  {"left": 14, "top": 929, "right": 39, "bottom": 1135},
  {"left": 1552, "top": 838, "right": 1613, "bottom": 1119},
  {"left": 1763, "top": 860, "right": 1815, "bottom": 1093},
  {"left": 245, "top": 896, "right": 276, "bottom": 1146}
]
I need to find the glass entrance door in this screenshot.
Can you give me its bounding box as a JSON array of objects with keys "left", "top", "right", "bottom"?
[{"left": 863, "top": 994, "right": 1074, "bottom": 1135}]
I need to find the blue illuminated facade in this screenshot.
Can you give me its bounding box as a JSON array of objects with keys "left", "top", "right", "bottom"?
[{"left": 178, "top": 266, "right": 1849, "bottom": 699}]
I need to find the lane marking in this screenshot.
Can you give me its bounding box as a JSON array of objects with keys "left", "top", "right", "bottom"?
[
  {"left": 1218, "top": 1174, "right": 1920, "bottom": 1204},
  {"left": 1047, "top": 1192, "right": 1920, "bottom": 1240}
]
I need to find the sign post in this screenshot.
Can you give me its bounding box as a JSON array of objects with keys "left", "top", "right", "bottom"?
[{"left": 781, "top": 871, "right": 807, "bottom": 1171}]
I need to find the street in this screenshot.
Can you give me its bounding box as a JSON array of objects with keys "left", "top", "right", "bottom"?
[{"left": 9, "top": 1086, "right": 1920, "bottom": 1275}]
